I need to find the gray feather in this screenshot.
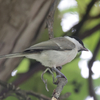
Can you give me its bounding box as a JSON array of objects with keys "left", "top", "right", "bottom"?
[
  {"left": 24, "top": 37, "right": 75, "bottom": 52},
  {"left": 0, "top": 52, "right": 24, "bottom": 59}
]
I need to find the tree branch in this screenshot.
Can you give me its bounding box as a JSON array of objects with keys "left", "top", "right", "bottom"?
[
  {"left": 79, "top": 23, "right": 100, "bottom": 39},
  {"left": 52, "top": 76, "right": 67, "bottom": 99},
  {"left": 26, "top": 91, "right": 50, "bottom": 100},
  {"left": 87, "top": 14, "right": 100, "bottom": 19},
  {"left": 63, "top": 21, "right": 100, "bottom": 41},
  {"left": 0, "top": 80, "right": 51, "bottom": 100},
  {"left": 88, "top": 39, "right": 100, "bottom": 100},
  {"left": 46, "top": 0, "right": 59, "bottom": 39},
  {"left": 73, "top": 0, "right": 97, "bottom": 36}
]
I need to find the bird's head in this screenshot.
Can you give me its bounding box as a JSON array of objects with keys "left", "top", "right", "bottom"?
[{"left": 71, "top": 36, "right": 88, "bottom": 52}]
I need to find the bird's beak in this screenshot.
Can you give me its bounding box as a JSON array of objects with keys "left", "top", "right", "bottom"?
[
  {"left": 82, "top": 47, "right": 88, "bottom": 51},
  {"left": 78, "top": 47, "right": 88, "bottom": 52}
]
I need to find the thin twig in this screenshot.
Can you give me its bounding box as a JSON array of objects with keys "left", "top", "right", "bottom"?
[
  {"left": 26, "top": 91, "right": 50, "bottom": 100},
  {"left": 79, "top": 24, "right": 100, "bottom": 39},
  {"left": 0, "top": 80, "right": 51, "bottom": 100}
]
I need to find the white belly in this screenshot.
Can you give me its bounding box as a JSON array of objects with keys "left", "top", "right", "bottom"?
[{"left": 26, "top": 48, "right": 78, "bottom": 67}]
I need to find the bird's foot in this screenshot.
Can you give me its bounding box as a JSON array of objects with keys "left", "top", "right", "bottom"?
[
  {"left": 41, "top": 68, "right": 55, "bottom": 91},
  {"left": 52, "top": 67, "right": 67, "bottom": 80},
  {"left": 41, "top": 67, "right": 67, "bottom": 90}
]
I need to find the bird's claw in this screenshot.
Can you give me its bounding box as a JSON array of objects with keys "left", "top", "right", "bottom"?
[
  {"left": 52, "top": 67, "right": 67, "bottom": 80},
  {"left": 41, "top": 70, "right": 49, "bottom": 91},
  {"left": 41, "top": 67, "right": 67, "bottom": 90},
  {"left": 41, "top": 68, "right": 55, "bottom": 91}
]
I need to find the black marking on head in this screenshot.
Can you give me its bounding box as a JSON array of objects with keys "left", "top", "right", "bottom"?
[{"left": 70, "top": 36, "right": 84, "bottom": 47}]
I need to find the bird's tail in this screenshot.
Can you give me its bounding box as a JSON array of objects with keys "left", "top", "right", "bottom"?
[{"left": 0, "top": 52, "right": 24, "bottom": 59}]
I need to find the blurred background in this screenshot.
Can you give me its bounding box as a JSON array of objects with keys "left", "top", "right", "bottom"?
[{"left": 0, "top": 0, "right": 100, "bottom": 100}]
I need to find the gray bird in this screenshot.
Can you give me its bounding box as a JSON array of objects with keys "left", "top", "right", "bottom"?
[
  {"left": 0, "top": 36, "right": 88, "bottom": 90},
  {"left": 0, "top": 36, "right": 88, "bottom": 67}
]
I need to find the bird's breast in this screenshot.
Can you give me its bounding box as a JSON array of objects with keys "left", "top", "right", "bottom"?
[
  {"left": 40, "top": 48, "right": 78, "bottom": 67},
  {"left": 56, "top": 48, "right": 78, "bottom": 66},
  {"left": 26, "top": 48, "right": 78, "bottom": 67}
]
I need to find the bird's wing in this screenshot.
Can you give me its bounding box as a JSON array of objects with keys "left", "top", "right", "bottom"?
[{"left": 23, "top": 37, "right": 75, "bottom": 52}]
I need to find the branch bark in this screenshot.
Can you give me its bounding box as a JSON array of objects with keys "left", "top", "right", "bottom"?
[{"left": 46, "top": 0, "right": 59, "bottom": 39}]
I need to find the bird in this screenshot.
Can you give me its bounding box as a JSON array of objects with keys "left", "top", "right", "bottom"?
[
  {"left": 0, "top": 36, "right": 88, "bottom": 81},
  {"left": 0, "top": 36, "right": 88, "bottom": 67}
]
